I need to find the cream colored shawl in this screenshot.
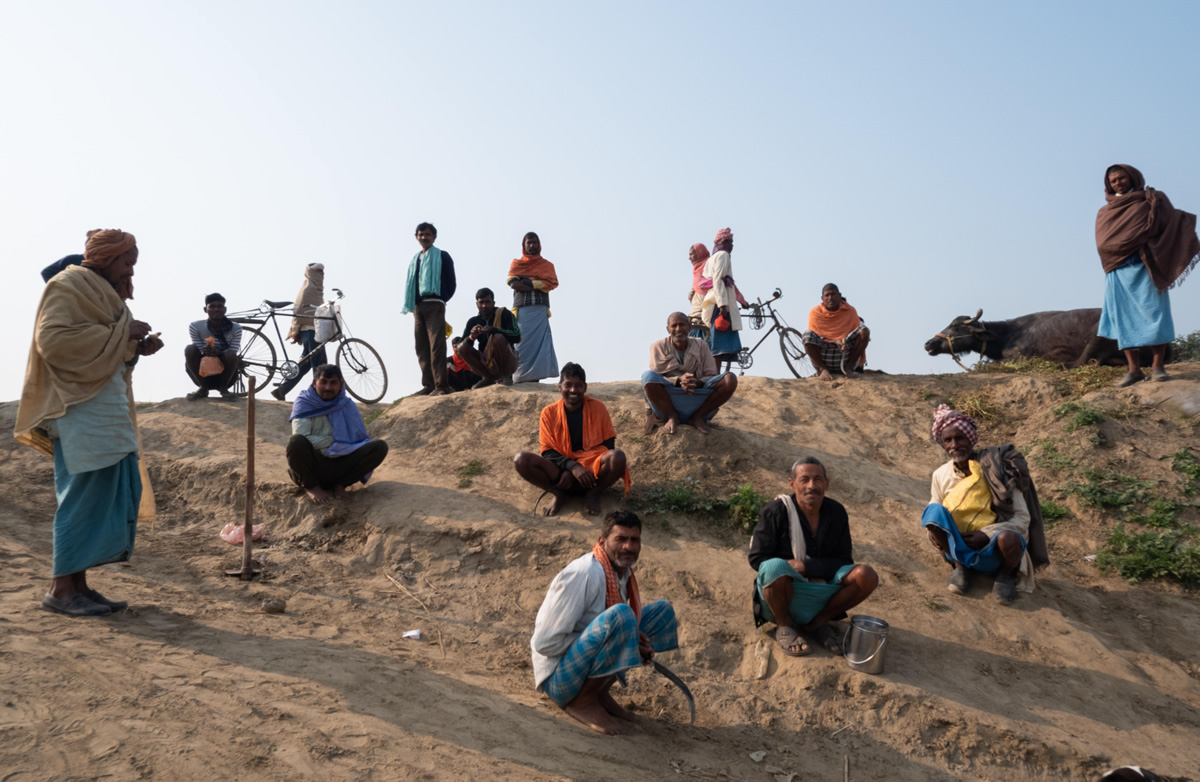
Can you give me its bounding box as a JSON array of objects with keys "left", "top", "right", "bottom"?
[
  {"left": 777, "top": 493, "right": 807, "bottom": 563},
  {"left": 15, "top": 265, "right": 155, "bottom": 521},
  {"left": 288, "top": 263, "right": 325, "bottom": 340}
]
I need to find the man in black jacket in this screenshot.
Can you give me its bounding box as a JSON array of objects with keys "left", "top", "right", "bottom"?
[{"left": 748, "top": 457, "right": 878, "bottom": 657}]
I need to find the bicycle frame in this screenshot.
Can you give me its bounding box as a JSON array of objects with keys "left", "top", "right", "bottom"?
[
  {"left": 739, "top": 296, "right": 787, "bottom": 360},
  {"left": 229, "top": 295, "right": 345, "bottom": 368}
]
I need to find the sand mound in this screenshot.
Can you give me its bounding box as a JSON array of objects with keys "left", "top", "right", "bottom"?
[{"left": 2, "top": 367, "right": 1199, "bottom": 781}]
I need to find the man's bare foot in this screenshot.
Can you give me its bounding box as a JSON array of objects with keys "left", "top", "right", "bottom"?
[
  {"left": 564, "top": 699, "right": 626, "bottom": 735},
  {"left": 818, "top": 369, "right": 834, "bottom": 382},
  {"left": 662, "top": 416, "right": 679, "bottom": 435},
  {"left": 643, "top": 409, "right": 661, "bottom": 435},
  {"left": 598, "top": 690, "right": 638, "bottom": 723},
  {"left": 333, "top": 485, "right": 355, "bottom": 501},
  {"left": 305, "top": 487, "right": 334, "bottom": 505},
  {"left": 541, "top": 491, "right": 568, "bottom": 516},
  {"left": 689, "top": 414, "right": 711, "bottom": 435},
  {"left": 584, "top": 488, "right": 604, "bottom": 516}
]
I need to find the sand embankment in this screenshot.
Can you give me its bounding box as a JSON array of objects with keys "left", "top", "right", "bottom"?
[{"left": 1, "top": 368, "right": 1198, "bottom": 780}]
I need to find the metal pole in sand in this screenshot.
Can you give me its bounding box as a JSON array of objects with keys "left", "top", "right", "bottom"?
[{"left": 226, "top": 376, "right": 261, "bottom": 580}]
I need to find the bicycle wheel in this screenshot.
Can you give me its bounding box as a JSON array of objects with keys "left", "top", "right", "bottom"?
[
  {"left": 337, "top": 337, "right": 388, "bottom": 403},
  {"left": 234, "top": 327, "right": 277, "bottom": 397},
  {"left": 779, "top": 327, "right": 812, "bottom": 378}
]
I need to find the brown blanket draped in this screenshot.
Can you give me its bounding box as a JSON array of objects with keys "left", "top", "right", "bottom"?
[
  {"left": 1095, "top": 164, "right": 1200, "bottom": 292},
  {"left": 978, "top": 445, "right": 1049, "bottom": 570}
]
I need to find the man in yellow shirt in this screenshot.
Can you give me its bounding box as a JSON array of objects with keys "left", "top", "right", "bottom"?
[{"left": 921, "top": 405, "right": 1049, "bottom": 605}]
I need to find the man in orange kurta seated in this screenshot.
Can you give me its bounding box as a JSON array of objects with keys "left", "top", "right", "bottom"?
[
  {"left": 514, "top": 362, "right": 630, "bottom": 517},
  {"left": 802, "top": 283, "right": 870, "bottom": 381}
]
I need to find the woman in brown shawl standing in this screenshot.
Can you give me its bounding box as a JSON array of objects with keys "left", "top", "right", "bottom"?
[{"left": 1095, "top": 164, "right": 1200, "bottom": 386}]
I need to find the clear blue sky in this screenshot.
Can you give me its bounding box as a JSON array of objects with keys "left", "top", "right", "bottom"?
[{"left": 4, "top": 1, "right": 1198, "bottom": 403}]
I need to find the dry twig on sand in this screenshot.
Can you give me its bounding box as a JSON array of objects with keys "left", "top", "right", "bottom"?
[{"left": 385, "top": 573, "right": 445, "bottom": 657}]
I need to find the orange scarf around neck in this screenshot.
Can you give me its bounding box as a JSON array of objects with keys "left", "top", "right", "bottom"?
[
  {"left": 808, "top": 302, "right": 860, "bottom": 341},
  {"left": 593, "top": 541, "right": 640, "bottom": 621},
  {"left": 507, "top": 255, "right": 559, "bottom": 290}
]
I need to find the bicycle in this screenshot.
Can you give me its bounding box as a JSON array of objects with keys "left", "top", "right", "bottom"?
[
  {"left": 226, "top": 288, "right": 389, "bottom": 403},
  {"left": 695, "top": 288, "right": 812, "bottom": 378}
]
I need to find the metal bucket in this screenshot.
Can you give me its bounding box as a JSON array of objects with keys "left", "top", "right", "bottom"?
[{"left": 843, "top": 615, "right": 889, "bottom": 674}]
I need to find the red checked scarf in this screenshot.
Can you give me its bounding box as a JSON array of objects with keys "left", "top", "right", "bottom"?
[{"left": 593, "top": 541, "right": 641, "bottom": 622}]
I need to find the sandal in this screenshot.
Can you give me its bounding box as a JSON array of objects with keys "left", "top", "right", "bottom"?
[
  {"left": 810, "top": 624, "right": 844, "bottom": 655},
  {"left": 774, "top": 625, "right": 811, "bottom": 657}
]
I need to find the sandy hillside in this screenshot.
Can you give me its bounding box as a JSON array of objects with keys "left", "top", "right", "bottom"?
[{"left": 2, "top": 367, "right": 1199, "bottom": 781}]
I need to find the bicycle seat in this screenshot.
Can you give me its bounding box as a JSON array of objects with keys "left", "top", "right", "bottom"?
[{"left": 265, "top": 300, "right": 292, "bottom": 309}]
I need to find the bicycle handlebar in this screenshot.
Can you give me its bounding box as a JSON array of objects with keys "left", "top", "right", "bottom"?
[
  {"left": 755, "top": 288, "right": 783, "bottom": 306},
  {"left": 253, "top": 287, "right": 345, "bottom": 315}
]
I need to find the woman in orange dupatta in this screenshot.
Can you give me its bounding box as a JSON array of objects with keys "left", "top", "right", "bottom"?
[
  {"left": 507, "top": 232, "right": 560, "bottom": 383},
  {"left": 514, "top": 363, "right": 630, "bottom": 516}
]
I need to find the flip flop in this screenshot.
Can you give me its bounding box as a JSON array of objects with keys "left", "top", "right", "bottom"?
[
  {"left": 775, "top": 625, "right": 811, "bottom": 657},
  {"left": 810, "top": 623, "right": 843, "bottom": 654}
]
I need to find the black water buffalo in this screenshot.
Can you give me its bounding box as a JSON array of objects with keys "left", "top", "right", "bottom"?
[{"left": 924, "top": 308, "right": 1167, "bottom": 368}]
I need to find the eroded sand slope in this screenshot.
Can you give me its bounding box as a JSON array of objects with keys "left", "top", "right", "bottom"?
[{"left": 2, "top": 368, "right": 1198, "bottom": 781}]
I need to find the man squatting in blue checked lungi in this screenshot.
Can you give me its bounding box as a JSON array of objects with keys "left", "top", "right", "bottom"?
[{"left": 530, "top": 510, "right": 677, "bottom": 735}]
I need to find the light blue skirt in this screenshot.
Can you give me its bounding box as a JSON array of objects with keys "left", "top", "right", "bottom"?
[
  {"left": 707, "top": 305, "right": 742, "bottom": 356},
  {"left": 1098, "top": 256, "right": 1174, "bottom": 349},
  {"left": 513, "top": 305, "right": 559, "bottom": 383},
  {"left": 52, "top": 441, "right": 141, "bottom": 577}
]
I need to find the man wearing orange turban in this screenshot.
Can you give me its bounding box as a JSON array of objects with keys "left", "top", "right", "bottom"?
[{"left": 15, "top": 229, "right": 163, "bottom": 616}]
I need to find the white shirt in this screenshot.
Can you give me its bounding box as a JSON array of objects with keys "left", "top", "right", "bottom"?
[{"left": 530, "top": 552, "right": 629, "bottom": 689}]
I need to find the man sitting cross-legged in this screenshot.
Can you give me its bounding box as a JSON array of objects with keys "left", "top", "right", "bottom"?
[
  {"left": 642, "top": 311, "right": 738, "bottom": 435},
  {"left": 185, "top": 292, "right": 242, "bottom": 400},
  {"left": 455, "top": 287, "right": 520, "bottom": 389},
  {"left": 531, "top": 510, "right": 679, "bottom": 735},
  {"left": 286, "top": 364, "right": 389, "bottom": 505},
  {"left": 921, "top": 405, "right": 1049, "bottom": 604},
  {"left": 748, "top": 457, "right": 879, "bottom": 657},
  {"left": 803, "top": 282, "right": 870, "bottom": 381},
  {"left": 513, "top": 362, "right": 630, "bottom": 516}
]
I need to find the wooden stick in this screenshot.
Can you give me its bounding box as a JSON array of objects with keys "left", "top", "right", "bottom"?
[
  {"left": 830, "top": 725, "right": 851, "bottom": 738},
  {"left": 385, "top": 573, "right": 445, "bottom": 657},
  {"left": 241, "top": 377, "right": 256, "bottom": 577},
  {"left": 385, "top": 573, "right": 430, "bottom": 613},
  {"left": 844, "top": 754, "right": 849, "bottom": 782},
  {"left": 422, "top": 576, "right": 442, "bottom": 594}
]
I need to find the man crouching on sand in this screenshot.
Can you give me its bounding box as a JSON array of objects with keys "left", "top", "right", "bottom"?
[
  {"left": 286, "top": 364, "right": 388, "bottom": 505},
  {"left": 513, "top": 362, "right": 630, "bottom": 515},
  {"left": 530, "top": 511, "right": 678, "bottom": 735},
  {"left": 921, "top": 405, "right": 1049, "bottom": 604}
]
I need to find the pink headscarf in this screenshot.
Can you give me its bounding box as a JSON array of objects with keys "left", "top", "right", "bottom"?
[
  {"left": 690, "top": 243, "right": 710, "bottom": 298},
  {"left": 713, "top": 227, "right": 733, "bottom": 253},
  {"left": 931, "top": 404, "right": 978, "bottom": 447}
]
